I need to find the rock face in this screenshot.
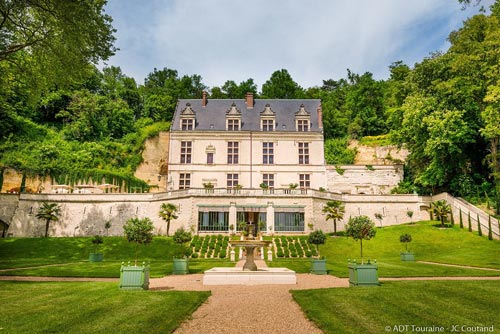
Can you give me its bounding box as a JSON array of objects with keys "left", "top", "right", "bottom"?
[
  {"left": 133, "top": 131, "right": 170, "bottom": 192},
  {"left": 349, "top": 140, "right": 409, "bottom": 165}
]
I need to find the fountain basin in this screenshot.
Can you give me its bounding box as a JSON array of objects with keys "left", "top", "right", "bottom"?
[
  {"left": 203, "top": 267, "right": 296, "bottom": 285},
  {"left": 229, "top": 240, "right": 271, "bottom": 271}
]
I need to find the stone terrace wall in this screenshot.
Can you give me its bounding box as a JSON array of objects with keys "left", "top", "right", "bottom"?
[{"left": 326, "top": 165, "right": 404, "bottom": 195}]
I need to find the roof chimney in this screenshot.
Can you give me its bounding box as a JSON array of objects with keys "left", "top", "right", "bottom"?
[
  {"left": 245, "top": 92, "right": 254, "bottom": 109},
  {"left": 317, "top": 104, "right": 323, "bottom": 130},
  {"left": 202, "top": 91, "right": 207, "bottom": 107}
]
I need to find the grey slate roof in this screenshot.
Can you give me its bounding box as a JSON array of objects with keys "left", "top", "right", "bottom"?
[{"left": 171, "top": 99, "right": 322, "bottom": 132}]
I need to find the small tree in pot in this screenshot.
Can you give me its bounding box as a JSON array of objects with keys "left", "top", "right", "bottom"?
[
  {"left": 89, "top": 235, "right": 104, "bottom": 262},
  {"left": 400, "top": 233, "right": 415, "bottom": 261},
  {"left": 120, "top": 217, "right": 154, "bottom": 290},
  {"left": 308, "top": 230, "right": 327, "bottom": 274},
  {"left": 345, "top": 215, "right": 378, "bottom": 286},
  {"left": 172, "top": 227, "right": 192, "bottom": 274}
]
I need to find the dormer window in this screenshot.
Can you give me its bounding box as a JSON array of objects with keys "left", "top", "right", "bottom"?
[
  {"left": 180, "top": 103, "right": 196, "bottom": 131},
  {"left": 260, "top": 104, "right": 276, "bottom": 132},
  {"left": 295, "top": 104, "right": 310, "bottom": 132},
  {"left": 226, "top": 103, "right": 241, "bottom": 131}
]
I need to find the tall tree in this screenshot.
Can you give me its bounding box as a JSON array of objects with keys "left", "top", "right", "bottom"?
[
  {"left": 159, "top": 203, "right": 178, "bottom": 237},
  {"left": 322, "top": 200, "right": 345, "bottom": 234},
  {"left": 261, "top": 69, "right": 304, "bottom": 99},
  {"left": 35, "top": 202, "right": 61, "bottom": 237}
]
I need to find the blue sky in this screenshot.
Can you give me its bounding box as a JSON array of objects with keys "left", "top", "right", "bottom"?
[{"left": 103, "top": 0, "right": 491, "bottom": 89}]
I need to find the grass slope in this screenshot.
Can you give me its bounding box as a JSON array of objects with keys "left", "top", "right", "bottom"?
[
  {"left": 292, "top": 281, "right": 500, "bottom": 334},
  {"left": 269, "top": 221, "right": 500, "bottom": 277},
  {"left": 0, "top": 236, "right": 233, "bottom": 277},
  {"left": 0, "top": 281, "right": 210, "bottom": 334}
]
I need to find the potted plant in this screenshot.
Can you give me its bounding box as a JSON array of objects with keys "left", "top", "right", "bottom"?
[
  {"left": 172, "top": 227, "right": 192, "bottom": 275},
  {"left": 203, "top": 182, "right": 214, "bottom": 193},
  {"left": 308, "top": 230, "right": 327, "bottom": 274},
  {"left": 238, "top": 221, "right": 248, "bottom": 239},
  {"left": 345, "top": 215, "right": 379, "bottom": 286},
  {"left": 257, "top": 221, "right": 266, "bottom": 237},
  {"left": 120, "top": 217, "right": 154, "bottom": 290},
  {"left": 400, "top": 233, "right": 415, "bottom": 261},
  {"left": 234, "top": 184, "right": 243, "bottom": 194},
  {"left": 89, "top": 235, "right": 104, "bottom": 262}
]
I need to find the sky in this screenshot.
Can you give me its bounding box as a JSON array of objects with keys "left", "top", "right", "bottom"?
[{"left": 103, "top": 0, "right": 492, "bottom": 90}]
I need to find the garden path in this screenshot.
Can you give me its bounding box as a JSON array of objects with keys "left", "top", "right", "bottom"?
[{"left": 417, "top": 261, "right": 500, "bottom": 271}]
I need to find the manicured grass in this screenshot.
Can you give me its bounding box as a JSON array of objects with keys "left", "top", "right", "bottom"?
[
  {"left": 0, "top": 281, "right": 210, "bottom": 334},
  {"left": 292, "top": 281, "right": 500, "bottom": 334},
  {"left": 0, "top": 237, "right": 234, "bottom": 277},
  {"left": 268, "top": 221, "right": 500, "bottom": 277}
]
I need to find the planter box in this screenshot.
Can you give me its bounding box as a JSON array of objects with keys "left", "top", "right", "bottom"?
[
  {"left": 172, "top": 258, "right": 189, "bottom": 275},
  {"left": 400, "top": 252, "right": 415, "bottom": 261},
  {"left": 348, "top": 260, "right": 379, "bottom": 286},
  {"left": 310, "top": 259, "right": 327, "bottom": 275},
  {"left": 120, "top": 265, "right": 150, "bottom": 290},
  {"left": 89, "top": 253, "right": 103, "bottom": 262}
]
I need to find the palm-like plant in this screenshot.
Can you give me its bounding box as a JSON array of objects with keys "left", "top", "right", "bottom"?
[
  {"left": 159, "top": 203, "right": 178, "bottom": 236},
  {"left": 322, "top": 200, "right": 345, "bottom": 234},
  {"left": 35, "top": 202, "right": 61, "bottom": 237},
  {"left": 430, "top": 200, "right": 451, "bottom": 227}
]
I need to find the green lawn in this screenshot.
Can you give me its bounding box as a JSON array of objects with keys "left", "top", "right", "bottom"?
[
  {"left": 0, "top": 281, "right": 210, "bottom": 334},
  {"left": 0, "top": 236, "right": 234, "bottom": 277},
  {"left": 268, "top": 221, "right": 500, "bottom": 277},
  {"left": 292, "top": 281, "right": 500, "bottom": 334}
]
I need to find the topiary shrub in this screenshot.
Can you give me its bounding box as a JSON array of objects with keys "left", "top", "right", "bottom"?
[
  {"left": 400, "top": 233, "right": 412, "bottom": 252},
  {"left": 173, "top": 227, "right": 193, "bottom": 258},
  {"left": 345, "top": 215, "right": 376, "bottom": 263},
  {"left": 308, "top": 230, "right": 327, "bottom": 258}
]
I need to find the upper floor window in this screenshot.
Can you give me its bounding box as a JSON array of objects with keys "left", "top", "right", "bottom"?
[
  {"left": 262, "top": 174, "right": 275, "bottom": 188},
  {"left": 207, "top": 152, "right": 214, "bottom": 164},
  {"left": 227, "top": 119, "right": 240, "bottom": 131},
  {"left": 180, "top": 103, "right": 196, "bottom": 130},
  {"left": 263, "top": 142, "right": 274, "bottom": 164},
  {"left": 181, "top": 118, "right": 194, "bottom": 130},
  {"left": 180, "top": 141, "right": 192, "bottom": 164},
  {"left": 262, "top": 119, "right": 274, "bottom": 131},
  {"left": 298, "top": 142, "right": 309, "bottom": 165},
  {"left": 297, "top": 119, "right": 309, "bottom": 132},
  {"left": 227, "top": 142, "right": 239, "bottom": 164},
  {"left": 226, "top": 103, "right": 241, "bottom": 131},
  {"left": 260, "top": 104, "right": 276, "bottom": 131},
  {"left": 295, "top": 104, "right": 310, "bottom": 132}
]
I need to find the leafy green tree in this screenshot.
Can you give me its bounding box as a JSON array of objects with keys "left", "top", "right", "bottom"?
[
  {"left": 345, "top": 215, "right": 376, "bottom": 263},
  {"left": 35, "top": 202, "right": 61, "bottom": 237},
  {"left": 430, "top": 200, "right": 452, "bottom": 227},
  {"left": 308, "top": 230, "right": 327, "bottom": 257},
  {"left": 261, "top": 69, "right": 304, "bottom": 99},
  {"left": 159, "top": 203, "right": 178, "bottom": 237},
  {"left": 322, "top": 200, "right": 345, "bottom": 234},
  {"left": 123, "top": 217, "right": 154, "bottom": 265},
  {"left": 324, "top": 138, "right": 357, "bottom": 164},
  {"left": 399, "top": 233, "right": 412, "bottom": 252}
]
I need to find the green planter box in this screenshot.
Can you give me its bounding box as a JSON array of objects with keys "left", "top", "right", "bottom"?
[
  {"left": 310, "top": 258, "right": 327, "bottom": 275},
  {"left": 89, "top": 253, "right": 103, "bottom": 262},
  {"left": 172, "top": 258, "right": 189, "bottom": 275},
  {"left": 348, "top": 260, "right": 379, "bottom": 286},
  {"left": 400, "top": 252, "right": 415, "bottom": 261},
  {"left": 120, "top": 265, "right": 150, "bottom": 290}
]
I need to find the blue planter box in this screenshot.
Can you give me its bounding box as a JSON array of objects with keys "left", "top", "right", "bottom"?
[
  {"left": 400, "top": 252, "right": 415, "bottom": 261},
  {"left": 89, "top": 253, "right": 103, "bottom": 262},
  {"left": 348, "top": 260, "right": 379, "bottom": 286},
  {"left": 120, "top": 265, "right": 150, "bottom": 290},
  {"left": 310, "top": 259, "right": 327, "bottom": 275},
  {"left": 172, "top": 258, "right": 189, "bottom": 275}
]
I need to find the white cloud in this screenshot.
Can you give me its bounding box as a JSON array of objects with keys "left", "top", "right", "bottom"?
[{"left": 104, "top": 0, "right": 491, "bottom": 89}]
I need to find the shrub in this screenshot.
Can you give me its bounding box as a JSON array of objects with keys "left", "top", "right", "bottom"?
[
  {"left": 277, "top": 250, "right": 284, "bottom": 257},
  {"left": 345, "top": 215, "right": 376, "bottom": 263},
  {"left": 191, "top": 253, "right": 199, "bottom": 259},
  {"left": 290, "top": 251, "right": 297, "bottom": 257},
  {"left": 308, "top": 230, "right": 327, "bottom": 257},
  {"left": 400, "top": 233, "right": 412, "bottom": 252},
  {"left": 219, "top": 250, "right": 227, "bottom": 258},
  {"left": 305, "top": 250, "right": 312, "bottom": 257}
]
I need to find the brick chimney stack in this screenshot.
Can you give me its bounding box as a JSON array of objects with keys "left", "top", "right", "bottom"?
[
  {"left": 245, "top": 92, "right": 254, "bottom": 109},
  {"left": 317, "top": 104, "right": 323, "bottom": 130},
  {"left": 202, "top": 91, "right": 207, "bottom": 107}
]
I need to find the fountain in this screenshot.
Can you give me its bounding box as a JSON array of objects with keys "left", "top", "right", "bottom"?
[{"left": 203, "top": 222, "right": 296, "bottom": 285}]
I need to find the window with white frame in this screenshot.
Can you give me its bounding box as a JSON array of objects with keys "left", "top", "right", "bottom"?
[
  {"left": 179, "top": 173, "right": 191, "bottom": 189},
  {"left": 227, "top": 174, "right": 239, "bottom": 188},
  {"left": 262, "top": 174, "right": 274, "bottom": 188},
  {"left": 227, "top": 119, "right": 240, "bottom": 131},
  {"left": 180, "top": 141, "right": 192, "bottom": 164},
  {"left": 227, "top": 142, "right": 239, "bottom": 164},
  {"left": 297, "top": 119, "right": 309, "bottom": 132},
  {"left": 298, "top": 142, "right": 309, "bottom": 165},
  {"left": 263, "top": 142, "right": 274, "bottom": 164},
  {"left": 299, "top": 174, "right": 310, "bottom": 189},
  {"left": 262, "top": 119, "right": 274, "bottom": 131},
  {"left": 181, "top": 118, "right": 194, "bottom": 130}
]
